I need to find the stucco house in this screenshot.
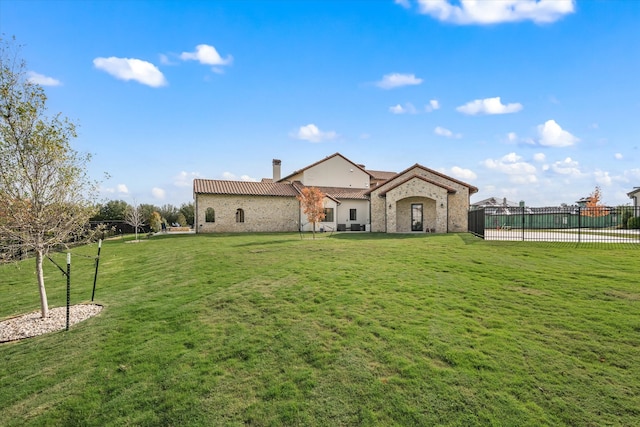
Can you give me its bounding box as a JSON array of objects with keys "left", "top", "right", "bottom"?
[
  {"left": 193, "top": 153, "right": 477, "bottom": 234},
  {"left": 628, "top": 187, "right": 640, "bottom": 207}
]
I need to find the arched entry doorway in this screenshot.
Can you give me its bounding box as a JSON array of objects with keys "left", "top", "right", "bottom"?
[{"left": 395, "top": 197, "right": 436, "bottom": 232}]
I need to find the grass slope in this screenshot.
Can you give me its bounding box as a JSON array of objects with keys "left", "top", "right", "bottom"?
[{"left": 1, "top": 233, "right": 638, "bottom": 426}]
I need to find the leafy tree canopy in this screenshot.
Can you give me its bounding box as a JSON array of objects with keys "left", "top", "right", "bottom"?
[{"left": 0, "top": 36, "right": 98, "bottom": 317}]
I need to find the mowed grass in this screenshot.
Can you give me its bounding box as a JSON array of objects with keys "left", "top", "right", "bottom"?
[{"left": 1, "top": 233, "right": 638, "bottom": 426}]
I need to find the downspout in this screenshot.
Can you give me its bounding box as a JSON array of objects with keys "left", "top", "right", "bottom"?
[
  {"left": 384, "top": 195, "right": 388, "bottom": 233},
  {"left": 194, "top": 189, "right": 199, "bottom": 234},
  {"left": 368, "top": 195, "right": 371, "bottom": 233},
  {"left": 446, "top": 195, "right": 449, "bottom": 233},
  {"left": 291, "top": 181, "right": 303, "bottom": 232}
]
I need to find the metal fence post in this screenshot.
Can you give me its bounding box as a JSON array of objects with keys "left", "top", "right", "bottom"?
[
  {"left": 66, "top": 253, "right": 71, "bottom": 331},
  {"left": 578, "top": 207, "right": 582, "bottom": 243},
  {"left": 522, "top": 206, "right": 525, "bottom": 241},
  {"left": 91, "top": 239, "right": 102, "bottom": 301}
]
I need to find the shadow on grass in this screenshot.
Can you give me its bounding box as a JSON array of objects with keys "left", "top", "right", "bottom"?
[
  {"left": 330, "top": 232, "right": 448, "bottom": 241},
  {"left": 152, "top": 231, "right": 464, "bottom": 243}
]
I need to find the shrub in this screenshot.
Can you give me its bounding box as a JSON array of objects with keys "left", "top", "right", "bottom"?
[{"left": 627, "top": 216, "right": 640, "bottom": 229}]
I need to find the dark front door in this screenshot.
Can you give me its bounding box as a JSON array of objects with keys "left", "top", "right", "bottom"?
[{"left": 411, "top": 203, "right": 423, "bottom": 231}]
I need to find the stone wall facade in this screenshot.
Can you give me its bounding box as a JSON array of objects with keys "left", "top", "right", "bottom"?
[
  {"left": 196, "top": 194, "right": 299, "bottom": 233},
  {"left": 369, "top": 167, "right": 471, "bottom": 233}
]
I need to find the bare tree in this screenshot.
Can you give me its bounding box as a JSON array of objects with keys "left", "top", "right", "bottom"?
[
  {"left": 297, "top": 187, "right": 326, "bottom": 239},
  {"left": 583, "top": 186, "right": 607, "bottom": 217},
  {"left": 0, "top": 36, "right": 98, "bottom": 317},
  {"left": 124, "top": 200, "right": 146, "bottom": 241}
]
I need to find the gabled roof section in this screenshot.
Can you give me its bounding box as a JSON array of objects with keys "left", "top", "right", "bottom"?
[
  {"left": 315, "top": 186, "right": 370, "bottom": 200},
  {"left": 366, "top": 169, "right": 397, "bottom": 181},
  {"left": 627, "top": 187, "right": 640, "bottom": 197},
  {"left": 370, "top": 163, "right": 478, "bottom": 195},
  {"left": 279, "top": 152, "right": 373, "bottom": 182},
  {"left": 193, "top": 179, "right": 299, "bottom": 197},
  {"left": 371, "top": 174, "right": 458, "bottom": 197}
]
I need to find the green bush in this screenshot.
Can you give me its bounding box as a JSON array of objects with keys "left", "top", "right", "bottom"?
[
  {"left": 618, "top": 206, "right": 634, "bottom": 229},
  {"left": 627, "top": 216, "right": 640, "bottom": 229}
]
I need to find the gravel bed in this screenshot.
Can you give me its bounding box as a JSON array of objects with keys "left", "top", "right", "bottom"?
[{"left": 0, "top": 304, "right": 103, "bottom": 343}]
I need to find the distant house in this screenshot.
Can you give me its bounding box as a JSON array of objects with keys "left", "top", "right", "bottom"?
[
  {"left": 471, "top": 197, "right": 522, "bottom": 214},
  {"left": 575, "top": 196, "right": 593, "bottom": 208},
  {"left": 193, "top": 153, "right": 478, "bottom": 233},
  {"left": 628, "top": 187, "right": 640, "bottom": 207}
]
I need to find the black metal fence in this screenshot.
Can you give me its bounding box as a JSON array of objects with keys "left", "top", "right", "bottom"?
[{"left": 469, "top": 205, "right": 640, "bottom": 244}]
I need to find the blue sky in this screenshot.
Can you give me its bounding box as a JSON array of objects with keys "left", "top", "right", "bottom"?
[{"left": 2, "top": 0, "right": 639, "bottom": 207}]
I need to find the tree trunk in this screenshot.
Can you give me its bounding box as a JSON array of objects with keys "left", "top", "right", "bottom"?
[
  {"left": 312, "top": 221, "right": 316, "bottom": 239},
  {"left": 35, "top": 250, "right": 49, "bottom": 318}
]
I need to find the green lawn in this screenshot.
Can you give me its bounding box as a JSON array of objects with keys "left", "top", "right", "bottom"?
[{"left": 1, "top": 233, "right": 638, "bottom": 426}]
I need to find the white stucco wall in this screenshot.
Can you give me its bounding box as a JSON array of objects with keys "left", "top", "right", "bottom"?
[
  {"left": 302, "top": 156, "right": 370, "bottom": 189},
  {"left": 301, "top": 198, "right": 338, "bottom": 232},
  {"left": 335, "top": 199, "right": 369, "bottom": 231}
]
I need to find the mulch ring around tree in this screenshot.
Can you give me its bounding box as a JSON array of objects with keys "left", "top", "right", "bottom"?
[{"left": 0, "top": 304, "right": 103, "bottom": 344}]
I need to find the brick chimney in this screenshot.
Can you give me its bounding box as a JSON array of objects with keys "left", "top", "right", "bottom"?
[{"left": 273, "top": 159, "right": 281, "bottom": 181}]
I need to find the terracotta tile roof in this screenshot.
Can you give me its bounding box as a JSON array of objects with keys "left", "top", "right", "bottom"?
[
  {"left": 315, "top": 186, "right": 370, "bottom": 200},
  {"left": 366, "top": 169, "right": 397, "bottom": 181},
  {"left": 193, "top": 179, "right": 299, "bottom": 197}
]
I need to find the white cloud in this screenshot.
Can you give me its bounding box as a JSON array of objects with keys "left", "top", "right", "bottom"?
[
  {"left": 291, "top": 124, "right": 338, "bottom": 143},
  {"left": 615, "top": 153, "right": 623, "bottom": 160},
  {"left": 507, "top": 132, "right": 518, "bottom": 142},
  {"left": 151, "top": 187, "right": 166, "bottom": 200},
  {"left": 174, "top": 171, "right": 201, "bottom": 187},
  {"left": 221, "top": 172, "right": 258, "bottom": 182},
  {"left": 533, "top": 153, "right": 546, "bottom": 162},
  {"left": 27, "top": 71, "right": 61, "bottom": 86},
  {"left": 624, "top": 168, "right": 640, "bottom": 181},
  {"left": 456, "top": 97, "right": 523, "bottom": 115},
  {"left": 537, "top": 119, "right": 579, "bottom": 147},
  {"left": 482, "top": 152, "right": 537, "bottom": 183},
  {"left": 550, "top": 157, "right": 581, "bottom": 177},
  {"left": 159, "top": 54, "right": 175, "bottom": 65},
  {"left": 101, "top": 184, "right": 129, "bottom": 195},
  {"left": 450, "top": 166, "right": 477, "bottom": 180},
  {"left": 180, "top": 44, "right": 233, "bottom": 68},
  {"left": 389, "top": 103, "right": 417, "bottom": 114},
  {"left": 395, "top": 0, "right": 411, "bottom": 8},
  {"left": 594, "top": 170, "right": 613, "bottom": 186},
  {"left": 434, "top": 126, "right": 461, "bottom": 138},
  {"left": 416, "top": 0, "right": 575, "bottom": 25},
  {"left": 376, "top": 73, "right": 423, "bottom": 89},
  {"left": 93, "top": 57, "right": 167, "bottom": 87},
  {"left": 425, "top": 99, "right": 440, "bottom": 112}
]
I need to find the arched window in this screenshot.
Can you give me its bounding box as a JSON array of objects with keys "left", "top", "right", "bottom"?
[
  {"left": 205, "top": 208, "right": 215, "bottom": 222},
  {"left": 236, "top": 208, "right": 245, "bottom": 223}
]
